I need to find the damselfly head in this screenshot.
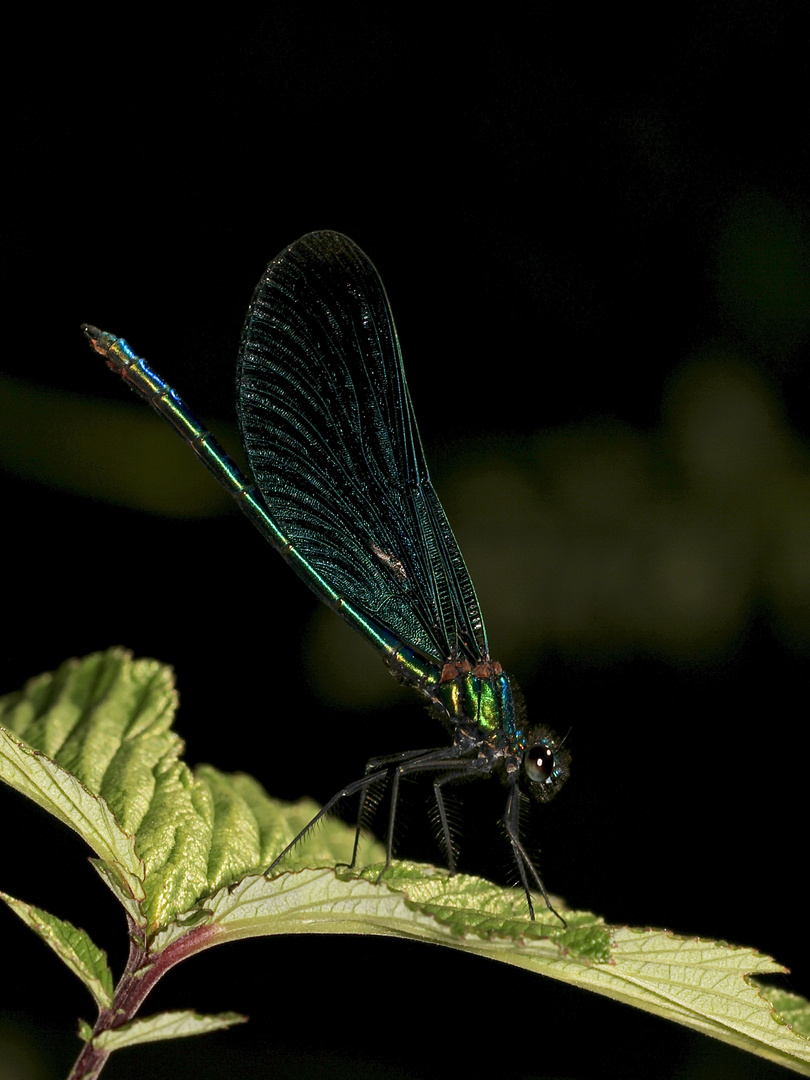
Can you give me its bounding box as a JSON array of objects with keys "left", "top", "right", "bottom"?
[{"left": 522, "top": 726, "right": 570, "bottom": 801}]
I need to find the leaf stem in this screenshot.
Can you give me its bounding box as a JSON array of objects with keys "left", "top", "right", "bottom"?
[{"left": 66, "top": 916, "right": 220, "bottom": 1080}]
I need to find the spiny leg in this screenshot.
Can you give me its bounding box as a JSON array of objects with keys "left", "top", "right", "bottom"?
[
  {"left": 503, "top": 784, "right": 567, "bottom": 927},
  {"left": 349, "top": 746, "right": 449, "bottom": 868},
  {"left": 378, "top": 749, "right": 492, "bottom": 881},
  {"left": 430, "top": 757, "right": 495, "bottom": 874},
  {"left": 505, "top": 783, "right": 536, "bottom": 920},
  {"left": 265, "top": 768, "right": 389, "bottom": 876},
  {"left": 432, "top": 780, "right": 456, "bottom": 873},
  {"left": 267, "top": 746, "right": 473, "bottom": 878}
]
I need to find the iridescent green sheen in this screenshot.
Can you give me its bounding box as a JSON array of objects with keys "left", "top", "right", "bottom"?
[
  {"left": 435, "top": 670, "right": 518, "bottom": 740},
  {"left": 83, "top": 231, "right": 570, "bottom": 923}
]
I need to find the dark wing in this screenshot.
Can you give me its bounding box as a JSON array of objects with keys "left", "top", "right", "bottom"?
[{"left": 236, "top": 231, "right": 489, "bottom": 665}]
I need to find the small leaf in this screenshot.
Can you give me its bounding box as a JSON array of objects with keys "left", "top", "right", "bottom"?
[
  {"left": 0, "top": 890, "right": 114, "bottom": 1008},
  {"left": 92, "top": 1010, "right": 247, "bottom": 1050}
]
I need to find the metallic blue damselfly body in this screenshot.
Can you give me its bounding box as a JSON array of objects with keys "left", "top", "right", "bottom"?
[{"left": 83, "top": 231, "right": 570, "bottom": 922}]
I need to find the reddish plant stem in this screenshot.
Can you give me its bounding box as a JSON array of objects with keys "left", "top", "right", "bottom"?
[{"left": 67, "top": 916, "right": 221, "bottom": 1080}]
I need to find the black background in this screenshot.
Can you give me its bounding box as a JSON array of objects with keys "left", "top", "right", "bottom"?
[{"left": 1, "top": 8, "right": 809, "bottom": 1079}]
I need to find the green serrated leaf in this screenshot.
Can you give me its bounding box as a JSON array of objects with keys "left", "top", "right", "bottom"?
[
  {"left": 151, "top": 866, "right": 809, "bottom": 1074},
  {"left": 359, "top": 860, "right": 605, "bottom": 956},
  {"left": 92, "top": 1010, "right": 247, "bottom": 1050},
  {"left": 198, "top": 866, "right": 598, "bottom": 957},
  {"left": 133, "top": 757, "right": 214, "bottom": 930},
  {"left": 0, "top": 651, "right": 384, "bottom": 934},
  {"left": 758, "top": 983, "right": 810, "bottom": 1039},
  {"left": 0, "top": 649, "right": 180, "bottom": 831},
  {"left": 565, "top": 928, "right": 806, "bottom": 1073},
  {"left": 0, "top": 725, "right": 144, "bottom": 899},
  {"left": 0, "top": 890, "right": 114, "bottom": 1008},
  {"left": 4, "top": 651, "right": 808, "bottom": 1075}
]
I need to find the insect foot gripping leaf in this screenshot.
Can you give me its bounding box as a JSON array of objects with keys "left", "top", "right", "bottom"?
[{"left": 2, "top": 649, "right": 808, "bottom": 1079}]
